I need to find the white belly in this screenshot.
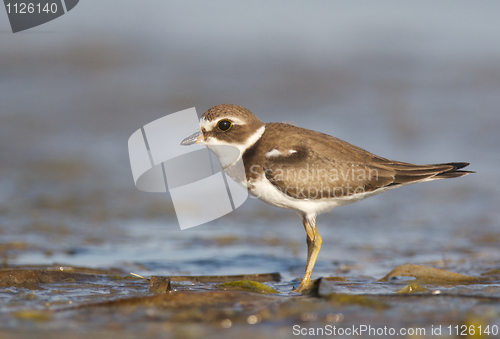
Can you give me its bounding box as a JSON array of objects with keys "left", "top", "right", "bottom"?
[{"left": 247, "top": 176, "right": 388, "bottom": 217}]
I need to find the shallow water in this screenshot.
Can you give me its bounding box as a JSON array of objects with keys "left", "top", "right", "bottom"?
[{"left": 1, "top": 1, "right": 500, "bottom": 338}]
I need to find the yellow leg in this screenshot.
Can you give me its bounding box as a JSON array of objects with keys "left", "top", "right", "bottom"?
[{"left": 295, "top": 215, "right": 322, "bottom": 292}]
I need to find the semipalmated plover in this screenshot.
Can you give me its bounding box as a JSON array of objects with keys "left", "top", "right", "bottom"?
[{"left": 181, "top": 104, "right": 472, "bottom": 292}]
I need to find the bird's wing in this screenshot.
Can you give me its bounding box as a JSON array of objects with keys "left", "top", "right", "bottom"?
[{"left": 260, "top": 124, "right": 470, "bottom": 200}]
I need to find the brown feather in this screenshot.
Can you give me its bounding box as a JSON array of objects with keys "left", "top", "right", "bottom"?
[{"left": 243, "top": 123, "right": 472, "bottom": 199}]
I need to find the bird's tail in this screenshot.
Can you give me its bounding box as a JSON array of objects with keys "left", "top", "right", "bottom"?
[{"left": 387, "top": 162, "right": 473, "bottom": 186}]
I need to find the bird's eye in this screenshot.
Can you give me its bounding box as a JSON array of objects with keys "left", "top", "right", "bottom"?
[{"left": 218, "top": 120, "right": 232, "bottom": 132}]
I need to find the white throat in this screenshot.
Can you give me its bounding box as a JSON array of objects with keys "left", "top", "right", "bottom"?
[{"left": 205, "top": 125, "right": 265, "bottom": 168}]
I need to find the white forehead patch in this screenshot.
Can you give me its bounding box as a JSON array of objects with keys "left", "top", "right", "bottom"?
[{"left": 200, "top": 116, "right": 246, "bottom": 131}]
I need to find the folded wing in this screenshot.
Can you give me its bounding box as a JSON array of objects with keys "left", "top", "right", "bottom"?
[{"left": 261, "top": 124, "right": 471, "bottom": 200}]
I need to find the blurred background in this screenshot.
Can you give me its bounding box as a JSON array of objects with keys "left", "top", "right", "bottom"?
[{"left": 1, "top": 0, "right": 499, "bottom": 283}]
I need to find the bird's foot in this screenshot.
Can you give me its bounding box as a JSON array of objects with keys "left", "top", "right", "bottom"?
[{"left": 293, "top": 279, "right": 312, "bottom": 293}]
